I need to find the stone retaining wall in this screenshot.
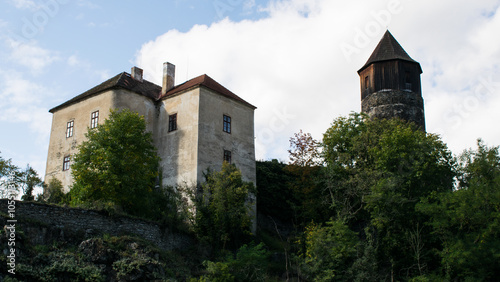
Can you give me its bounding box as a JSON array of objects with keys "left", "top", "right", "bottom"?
[{"left": 0, "top": 199, "right": 190, "bottom": 251}]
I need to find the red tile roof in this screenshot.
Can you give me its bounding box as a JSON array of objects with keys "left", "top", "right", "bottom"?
[{"left": 161, "top": 74, "right": 256, "bottom": 109}]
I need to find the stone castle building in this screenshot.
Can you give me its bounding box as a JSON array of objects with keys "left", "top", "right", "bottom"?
[
  {"left": 358, "top": 30, "right": 425, "bottom": 130},
  {"left": 44, "top": 63, "right": 256, "bottom": 192}
]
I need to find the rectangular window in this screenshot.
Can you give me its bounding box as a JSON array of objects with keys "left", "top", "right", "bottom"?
[
  {"left": 66, "top": 120, "right": 74, "bottom": 138},
  {"left": 63, "top": 155, "right": 70, "bottom": 171},
  {"left": 90, "top": 111, "right": 99, "bottom": 129},
  {"left": 364, "top": 76, "right": 369, "bottom": 90},
  {"left": 168, "top": 113, "right": 177, "bottom": 132},
  {"left": 404, "top": 71, "right": 412, "bottom": 90},
  {"left": 223, "top": 150, "right": 232, "bottom": 163},
  {"left": 223, "top": 115, "right": 231, "bottom": 133}
]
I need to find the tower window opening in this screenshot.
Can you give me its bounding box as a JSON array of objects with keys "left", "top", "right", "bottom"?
[
  {"left": 364, "top": 76, "right": 369, "bottom": 90},
  {"left": 404, "top": 71, "right": 412, "bottom": 90}
]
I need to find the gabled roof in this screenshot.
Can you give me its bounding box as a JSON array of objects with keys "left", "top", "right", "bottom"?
[
  {"left": 49, "top": 72, "right": 161, "bottom": 113},
  {"left": 161, "top": 74, "right": 256, "bottom": 109},
  {"left": 358, "top": 30, "right": 421, "bottom": 73},
  {"left": 49, "top": 72, "right": 256, "bottom": 113}
]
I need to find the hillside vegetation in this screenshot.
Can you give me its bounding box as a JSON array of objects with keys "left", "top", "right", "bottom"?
[{"left": 1, "top": 112, "right": 499, "bottom": 281}]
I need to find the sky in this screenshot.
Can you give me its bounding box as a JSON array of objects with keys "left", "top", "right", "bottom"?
[{"left": 1, "top": 0, "right": 500, "bottom": 181}]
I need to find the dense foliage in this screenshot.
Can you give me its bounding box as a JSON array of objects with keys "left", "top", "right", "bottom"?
[
  {"left": 194, "top": 162, "right": 256, "bottom": 251},
  {"left": 3, "top": 111, "right": 499, "bottom": 280},
  {"left": 418, "top": 140, "right": 500, "bottom": 280},
  {"left": 69, "top": 109, "right": 160, "bottom": 218},
  {"left": 257, "top": 113, "right": 499, "bottom": 280}
]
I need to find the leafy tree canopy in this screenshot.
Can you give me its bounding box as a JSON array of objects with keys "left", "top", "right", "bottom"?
[
  {"left": 195, "top": 162, "right": 256, "bottom": 251},
  {"left": 419, "top": 140, "right": 500, "bottom": 280},
  {"left": 20, "top": 165, "right": 43, "bottom": 201},
  {"left": 70, "top": 109, "right": 160, "bottom": 217},
  {"left": 319, "top": 113, "right": 456, "bottom": 280}
]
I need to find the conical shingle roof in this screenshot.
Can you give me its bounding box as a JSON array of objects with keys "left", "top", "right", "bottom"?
[{"left": 358, "top": 30, "right": 420, "bottom": 73}]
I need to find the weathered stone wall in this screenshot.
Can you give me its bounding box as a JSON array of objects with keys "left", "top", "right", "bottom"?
[
  {"left": 158, "top": 88, "right": 201, "bottom": 187},
  {"left": 197, "top": 87, "right": 256, "bottom": 185},
  {"left": 361, "top": 89, "right": 425, "bottom": 130},
  {"left": 44, "top": 90, "right": 115, "bottom": 191},
  {"left": 0, "top": 200, "right": 191, "bottom": 251}
]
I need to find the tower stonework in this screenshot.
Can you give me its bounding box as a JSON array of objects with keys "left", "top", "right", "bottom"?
[{"left": 358, "top": 30, "right": 425, "bottom": 130}]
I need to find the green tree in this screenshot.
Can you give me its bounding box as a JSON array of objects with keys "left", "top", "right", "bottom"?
[
  {"left": 256, "top": 159, "right": 295, "bottom": 223},
  {"left": 322, "top": 113, "right": 455, "bottom": 279},
  {"left": 20, "top": 165, "right": 43, "bottom": 201},
  {"left": 70, "top": 109, "right": 160, "bottom": 217},
  {"left": 198, "top": 243, "right": 270, "bottom": 281},
  {"left": 301, "top": 219, "right": 359, "bottom": 281},
  {"left": 0, "top": 152, "right": 21, "bottom": 198},
  {"left": 419, "top": 140, "right": 500, "bottom": 280},
  {"left": 44, "top": 178, "right": 68, "bottom": 204},
  {"left": 285, "top": 130, "right": 328, "bottom": 225},
  {"left": 195, "top": 162, "right": 256, "bottom": 251}
]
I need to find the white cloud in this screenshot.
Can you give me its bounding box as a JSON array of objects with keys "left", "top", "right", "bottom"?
[
  {"left": 0, "top": 70, "right": 53, "bottom": 168},
  {"left": 8, "top": 0, "right": 37, "bottom": 10},
  {"left": 136, "top": 0, "right": 500, "bottom": 160},
  {"left": 6, "top": 39, "right": 59, "bottom": 73}
]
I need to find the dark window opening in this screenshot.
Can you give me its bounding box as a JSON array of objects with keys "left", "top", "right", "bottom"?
[
  {"left": 91, "top": 111, "right": 99, "bottom": 129},
  {"left": 223, "top": 115, "right": 231, "bottom": 133},
  {"left": 63, "top": 156, "right": 70, "bottom": 171},
  {"left": 404, "top": 71, "right": 412, "bottom": 90},
  {"left": 364, "top": 76, "right": 369, "bottom": 90},
  {"left": 168, "top": 113, "right": 177, "bottom": 132},
  {"left": 66, "top": 121, "right": 74, "bottom": 138},
  {"left": 223, "top": 150, "right": 231, "bottom": 163}
]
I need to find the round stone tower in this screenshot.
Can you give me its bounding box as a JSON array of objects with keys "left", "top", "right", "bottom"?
[{"left": 358, "top": 30, "right": 425, "bottom": 130}]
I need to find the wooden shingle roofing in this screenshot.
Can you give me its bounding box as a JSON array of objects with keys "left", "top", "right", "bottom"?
[{"left": 358, "top": 30, "right": 421, "bottom": 73}]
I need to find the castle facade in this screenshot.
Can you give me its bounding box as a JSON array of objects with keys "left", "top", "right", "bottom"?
[{"left": 44, "top": 63, "right": 256, "bottom": 192}]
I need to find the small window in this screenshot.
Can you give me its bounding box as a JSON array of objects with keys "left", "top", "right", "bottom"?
[
  {"left": 168, "top": 113, "right": 177, "bottom": 132},
  {"left": 223, "top": 150, "right": 232, "bottom": 163},
  {"left": 63, "top": 155, "right": 70, "bottom": 171},
  {"left": 405, "top": 71, "right": 412, "bottom": 90},
  {"left": 364, "top": 76, "right": 369, "bottom": 90},
  {"left": 66, "top": 120, "right": 74, "bottom": 138},
  {"left": 90, "top": 111, "right": 99, "bottom": 129},
  {"left": 223, "top": 115, "right": 231, "bottom": 133}
]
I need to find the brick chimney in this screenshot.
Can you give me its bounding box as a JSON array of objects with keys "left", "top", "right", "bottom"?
[
  {"left": 161, "top": 62, "right": 175, "bottom": 95},
  {"left": 131, "top": 66, "right": 143, "bottom": 82}
]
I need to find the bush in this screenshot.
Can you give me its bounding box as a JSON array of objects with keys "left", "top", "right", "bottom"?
[{"left": 198, "top": 243, "right": 270, "bottom": 281}]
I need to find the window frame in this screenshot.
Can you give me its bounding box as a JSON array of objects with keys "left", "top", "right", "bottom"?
[
  {"left": 223, "top": 150, "right": 232, "bottom": 163},
  {"left": 62, "top": 155, "right": 70, "bottom": 171},
  {"left": 168, "top": 113, "right": 177, "bottom": 132},
  {"left": 66, "top": 120, "right": 74, "bottom": 138},
  {"left": 90, "top": 111, "right": 99, "bottom": 129},
  {"left": 223, "top": 115, "right": 231, "bottom": 134}
]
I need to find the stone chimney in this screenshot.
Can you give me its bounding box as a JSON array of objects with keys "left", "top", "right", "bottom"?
[
  {"left": 161, "top": 62, "right": 175, "bottom": 95},
  {"left": 131, "top": 66, "right": 143, "bottom": 82}
]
